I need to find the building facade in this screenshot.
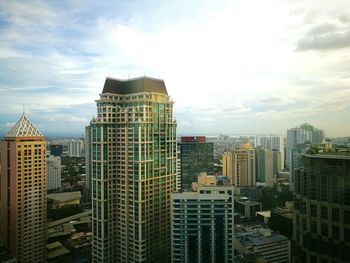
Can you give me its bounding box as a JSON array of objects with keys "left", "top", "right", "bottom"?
[
  {"left": 171, "top": 185, "right": 235, "bottom": 263},
  {"left": 67, "top": 139, "right": 84, "bottom": 157},
  {"left": 1, "top": 114, "right": 47, "bottom": 262},
  {"left": 47, "top": 154, "right": 61, "bottom": 190},
  {"left": 293, "top": 154, "right": 350, "bottom": 263},
  {"left": 89, "top": 77, "right": 177, "bottom": 262},
  {"left": 255, "top": 148, "right": 274, "bottom": 187},
  {"left": 258, "top": 136, "right": 285, "bottom": 169},
  {"left": 222, "top": 144, "right": 256, "bottom": 188},
  {"left": 178, "top": 136, "right": 214, "bottom": 190}
]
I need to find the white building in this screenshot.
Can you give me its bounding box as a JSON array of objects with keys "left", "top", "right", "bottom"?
[
  {"left": 47, "top": 154, "right": 61, "bottom": 190},
  {"left": 68, "top": 139, "right": 84, "bottom": 157}
]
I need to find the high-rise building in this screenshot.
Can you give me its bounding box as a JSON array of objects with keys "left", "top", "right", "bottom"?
[
  {"left": 84, "top": 126, "right": 91, "bottom": 191},
  {"left": 48, "top": 144, "right": 63, "bottom": 157},
  {"left": 255, "top": 148, "right": 274, "bottom": 187},
  {"left": 67, "top": 139, "right": 84, "bottom": 157},
  {"left": 286, "top": 124, "right": 325, "bottom": 190},
  {"left": 178, "top": 136, "right": 214, "bottom": 190},
  {"left": 89, "top": 76, "right": 177, "bottom": 262},
  {"left": 258, "top": 136, "right": 285, "bottom": 169},
  {"left": 293, "top": 153, "right": 350, "bottom": 263},
  {"left": 175, "top": 145, "right": 181, "bottom": 192},
  {"left": 171, "top": 175, "right": 234, "bottom": 263},
  {"left": 47, "top": 154, "right": 61, "bottom": 190},
  {"left": 272, "top": 149, "right": 282, "bottom": 179},
  {"left": 222, "top": 144, "right": 256, "bottom": 188},
  {"left": 1, "top": 114, "right": 47, "bottom": 262}
]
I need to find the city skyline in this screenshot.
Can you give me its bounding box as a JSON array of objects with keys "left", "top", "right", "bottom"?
[{"left": 1, "top": 0, "right": 350, "bottom": 136}]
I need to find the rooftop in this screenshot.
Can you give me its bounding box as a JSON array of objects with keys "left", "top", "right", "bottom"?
[
  {"left": 47, "top": 191, "right": 82, "bottom": 203},
  {"left": 302, "top": 153, "right": 350, "bottom": 160},
  {"left": 6, "top": 113, "right": 43, "bottom": 137},
  {"left": 102, "top": 76, "right": 167, "bottom": 95}
]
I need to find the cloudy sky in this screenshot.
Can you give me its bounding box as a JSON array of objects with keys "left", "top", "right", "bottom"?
[{"left": 0, "top": 0, "right": 350, "bottom": 137}]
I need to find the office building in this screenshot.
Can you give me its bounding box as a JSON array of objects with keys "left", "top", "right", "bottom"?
[
  {"left": 175, "top": 144, "right": 181, "bottom": 192},
  {"left": 178, "top": 136, "right": 214, "bottom": 190},
  {"left": 272, "top": 149, "right": 281, "bottom": 178},
  {"left": 1, "top": 114, "right": 47, "bottom": 262},
  {"left": 67, "top": 139, "right": 84, "bottom": 157},
  {"left": 235, "top": 222, "right": 291, "bottom": 263},
  {"left": 234, "top": 197, "right": 262, "bottom": 218},
  {"left": 89, "top": 76, "right": 177, "bottom": 262},
  {"left": 171, "top": 179, "right": 234, "bottom": 263},
  {"left": 293, "top": 153, "right": 350, "bottom": 263},
  {"left": 47, "top": 154, "right": 61, "bottom": 190},
  {"left": 255, "top": 148, "right": 274, "bottom": 187},
  {"left": 222, "top": 144, "right": 256, "bottom": 188},
  {"left": 258, "top": 136, "right": 285, "bottom": 169}
]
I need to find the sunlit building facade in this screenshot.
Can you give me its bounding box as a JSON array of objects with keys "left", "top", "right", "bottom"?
[
  {"left": 1, "top": 114, "right": 47, "bottom": 262},
  {"left": 89, "top": 77, "right": 177, "bottom": 263}
]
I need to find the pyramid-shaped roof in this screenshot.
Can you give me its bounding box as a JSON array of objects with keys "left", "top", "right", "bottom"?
[{"left": 6, "top": 114, "right": 43, "bottom": 137}]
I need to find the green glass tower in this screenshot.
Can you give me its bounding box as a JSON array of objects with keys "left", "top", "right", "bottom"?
[{"left": 89, "top": 77, "right": 177, "bottom": 263}]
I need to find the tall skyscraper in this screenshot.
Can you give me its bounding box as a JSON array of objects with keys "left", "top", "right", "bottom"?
[
  {"left": 294, "top": 153, "right": 350, "bottom": 263},
  {"left": 89, "top": 76, "right": 177, "bottom": 262},
  {"left": 258, "top": 135, "right": 285, "bottom": 169},
  {"left": 46, "top": 154, "right": 61, "bottom": 190},
  {"left": 67, "top": 139, "right": 84, "bottom": 157},
  {"left": 222, "top": 144, "right": 256, "bottom": 188},
  {"left": 178, "top": 136, "right": 214, "bottom": 190},
  {"left": 84, "top": 126, "right": 91, "bottom": 192},
  {"left": 255, "top": 148, "right": 274, "bottom": 187},
  {"left": 286, "top": 124, "right": 325, "bottom": 190},
  {"left": 1, "top": 114, "right": 47, "bottom": 262},
  {"left": 171, "top": 175, "right": 234, "bottom": 263}
]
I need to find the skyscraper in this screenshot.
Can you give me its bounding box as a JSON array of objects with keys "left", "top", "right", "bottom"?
[
  {"left": 294, "top": 153, "right": 350, "bottom": 263},
  {"left": 222, "top": 144, "right": 256, "bottom": 189},
  {"left": 46, "top": 154, "right": 61, "bottom": 190},
  {"left": 255, "top": 148, "right": 274, "bottom": 187},
  {"left": 1, "top": 114, "right": 47, "bottom": 262},
  {"left": 286, "top": 124, "right": 325, "bottom": 190},
  {"left": 178, "top": 136, "right": 214, "bottom": 190},
  {"left": 89, "top": 77, "right": 177, "bottom": 262},
  {"left": 171, "top": 175, "right": 235, "bottom": 263},
  {"left": 67, "top": 139, "right": 84, "bottom": 157},
  {"left": 258, "top": 135, "right": 285, "bottom": 169}
]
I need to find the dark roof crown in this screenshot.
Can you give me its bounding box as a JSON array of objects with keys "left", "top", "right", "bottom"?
[{"left": 102, "top": 76, "right": 168, "bottom": 95}]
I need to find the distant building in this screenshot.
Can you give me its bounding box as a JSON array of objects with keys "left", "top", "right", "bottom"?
[
  {"left": 255, "top": 148, "right": 274, "bottom": 187},
  {"left": 286, "top": 124, "right": 325, "bottom": 190},
  {"left": 223, "top": 144, "right": 256, "bottom": 188},
  {"left": 67, "top": 139, "right": 84, "bottom": 157},
  {"left": 258, "top": 136, "right": 285, "bottom": 169},
  {"left": 293, "top": 153, "right": 350, "bottom": 263},
  {"left": 1, "top": 114, "right": 47, "bottom": 262},
  {"left": 171, "top": 183, "right": 235, "bottom": 263},
  {"left": 178, "top": 136, "right": 214, "bottom": 190},
  {"left": 47, "top": 154, "right": 62, "bottom": 190},
  {"left": 235, "top": 222, "right": 291, "bottom": 263},
  {"left": 49, "top": 144, "right": 64, "bottom": 157},
  {"left": 240, "top": 186, "right": 263, "bottom": 201}
]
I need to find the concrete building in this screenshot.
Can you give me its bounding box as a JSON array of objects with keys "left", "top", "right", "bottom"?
[
  {"left": 89, "top": 77, "right": 177, "bottom": 262},
  {"left": 222, "top": 144, "right": 256, "bottom": 189},
  {"left": 293, "top": 153, "right": 350, "bottom": 263},
  {"left": 49, "top": 144, "right": 63, "bottom": 157},
  {"left": 286, "top": 124, "right": 325, "bottom": 190},
  {"left": 84, "top": 126, "right": 91, "bottom": 191},
  {"left": 46, "top": 242, "right": 72, "bottom": 263},
  {"left": 258, "top": 136, "right": 285, "bottom": 169},
  {"left": 171, "top": 184, "right": 235, "bottom": 263},
  {"left": 235, "top": 222, "right": 291, "bottom": 263},
  {"left": 176, "top": 144, "right": 181, "bottom": 192},
  {"left": 47, "top": 154, "right": 61, "bottom": 190},
  {"left": 67, "top": 139, "right": 84, "bottom": 157},
  {"left": 1, "top": 114, "right": 47, "bottom": 262},
  {"left": 178, "top": 136, "right": 214, "bottom": 190},
  {"left": 255, "top": 148, "right": 274, "bottom": 187}
]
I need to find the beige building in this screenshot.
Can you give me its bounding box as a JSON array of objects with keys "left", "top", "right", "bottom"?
[
  {"left": 222, "top": 144, "right": 256, "bottom": 188},
  {"left": 47, "top": 191, "right": 81, "bottom": 209},
  {"left": 1, "top": 114, "right": 47, "bottom": 262}
]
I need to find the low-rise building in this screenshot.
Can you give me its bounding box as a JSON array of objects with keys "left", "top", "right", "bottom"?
[
  {"left": 47, "top": 242, "right": 72, "bottom": 263},
  {"left": 235, "top": 222, "right": 290, "bottom": 263},
  {"left": 235, "top": 197, "right": 262, "bottom": 218},
  {"left": 47, "top": 191, "right": 81, "bottom": 209}
]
